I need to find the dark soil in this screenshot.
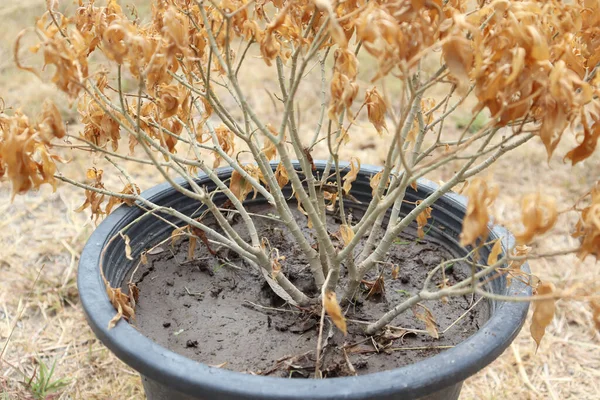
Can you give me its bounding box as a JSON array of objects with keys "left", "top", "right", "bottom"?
[{"left": 125, "top": 203, "right": 489, "bottom": 378}]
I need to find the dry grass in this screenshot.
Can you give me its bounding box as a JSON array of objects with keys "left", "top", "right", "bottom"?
[{"left": 1, "top": 1, "right": 599, "bottom": 399}]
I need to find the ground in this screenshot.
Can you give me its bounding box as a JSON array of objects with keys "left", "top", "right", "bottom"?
[{"left": 1, "top": 1, "right": 599, "bottom": 399}]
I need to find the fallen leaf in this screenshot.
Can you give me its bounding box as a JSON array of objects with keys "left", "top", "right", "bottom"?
[
  {"left": 324, "top": 291, "right": 347, "bottom": 335},
  {"left": 391, "top": 265, "right": 399, "bottom": 280},
  {"left": 412, "top": 304, "right": 438, "bottom": 339}
]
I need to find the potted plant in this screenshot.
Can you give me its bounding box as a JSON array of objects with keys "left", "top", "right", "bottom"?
[{"left": 2, "top": 0, "right": 599, "bottom": 399}]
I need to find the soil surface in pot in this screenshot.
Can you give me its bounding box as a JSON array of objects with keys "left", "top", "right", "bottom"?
[{"left": 125, "top": 203, "right": 489, "bottom": 378}]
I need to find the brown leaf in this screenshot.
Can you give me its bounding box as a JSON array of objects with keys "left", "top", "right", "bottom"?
[
  {"left": 303, "top": 147, "right": 317, "bottom": 171},
  {"left": 362, "top": 273, "right": 386, "bottom": 299},
  {"left": 391, "top": 265, "right": 399, "bottom": 280},
  {"left": 191, "top": 226, "right": 217, "bottom": 256},
  {"left": 530, "top": 282, "right": 556, "bottom": 350},
  {"left": 324, "top": 291, "right": 347, "bottom": 335},
  {"left": 487, "top": 239, "right": 502, "bottom": 266},
  {"left": 412, "top": 304, "right": 438, "bottom": 339}
]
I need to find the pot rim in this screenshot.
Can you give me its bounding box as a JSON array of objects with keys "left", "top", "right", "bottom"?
[{"left": 78, "top": 162, "right": 530, "bottom": 399}]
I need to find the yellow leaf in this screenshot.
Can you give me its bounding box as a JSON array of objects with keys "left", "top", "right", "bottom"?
[
  {"left": 460, "top": 178, "right": 498, "bottom": 246},
  {"left": 530, "top": 282, "right": 556, "bottom": 350},
  {"left": 274, "top": 162, "right": 289, "bottom": 188},
  {"left": 339, "top": 224, "right": 354, "bottom": 247},
  {"left": 515, "top": 193, "right": 558, "bottom": 245},
  {"left": 229, "top": 170, "right": 252, "bottom": 202},
  {"left": 324, "top": 291, "right": 347, "bottom": 335},
  {"left": 412, "top": 304, "right": 438, "bottom": 339},
  {"left": 342, "top": 158, "right": 360, "bottom": 194},
  {"left": 370, "top": 170, "right": 389, "bottom": 196},
  {"left": 415, "top": 201, "right": 432, "bottom": 239},
  {"left": 487, "top": 239, "right": 502, "bottom": 266}
]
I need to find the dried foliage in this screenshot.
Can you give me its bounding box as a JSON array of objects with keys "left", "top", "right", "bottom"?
[{"left": 2, "top": 0, "right": 600, "bottom": 349}]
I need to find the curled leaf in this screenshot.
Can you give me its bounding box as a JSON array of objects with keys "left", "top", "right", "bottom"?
[
  {"left": 365, "top": 88, "right": 387, "bottom": 135},
  {"left": 342, "top": 158, "right": 360, "bottom": 194},
  {"left": 120, "top": 233, "right": 133, "bottom": 260},
  {"left": 370, "top": 170, "right": 389, "bottom": 197}
]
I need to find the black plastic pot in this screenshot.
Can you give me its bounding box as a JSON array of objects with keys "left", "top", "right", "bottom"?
[{"left": 78, "top": 162, "right": 531, "bottom": 400}]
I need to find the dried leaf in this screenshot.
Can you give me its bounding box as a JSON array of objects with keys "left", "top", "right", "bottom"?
[
  {"left": 339, "top": 224, "right": 354, "bottom": 247},
  {"left": 460, "top": 178, "right": 498, "bottom": 246},
  {"left": 487, "top": 239, "right": 502, "bottom": 266},
  {"left": 530, "top": 282, "right": 556, "bottom": 350},
  {"left": 171, "top": 226, "right": 186, "bottom": 246},
  {"left": 564, "top": 114, "right": 600, "bottom": 166},
  {"left": 274, "top": 162, "right": 289, "bottom": 188},
  {"left": 391, "top": 265, "right": 399, "bottom": 280},
  {"left": 191, "top": 226, "right": 217, "bottom": 256},
  {"left": 188, "top": 236, "right": 197, "bottom": 261},
  {"left": 229, "top": 170, "right": 252, "bottom": 202},
  {"left": 415, "top": 201, "right": 432, "bottom": 239},
  {"left": 105, "top": 282, "right": 136, "bottom": 329},
  {"left": 515, "top": 193, "right": 558, "bottom": 244},
  {"left": 121, "top": 233, "right": 133, "bottom": 260},
  {"left": 324, "top": 291, "right": 347, "bottom": 335},
  {"left": 342, "top": 158, "right": 360, "bottom": 194},
  {"left": 412, "top": 304, "right": 438, "bottom": 339},
  {"left": 370, "top": 170, "right": 389, "bottom": 197},
  {"left": 362, "top": 273, "right": 386, "bottom": 299},
  {"left": 365, "top": 88, "right": 387, "bottom": 135}
]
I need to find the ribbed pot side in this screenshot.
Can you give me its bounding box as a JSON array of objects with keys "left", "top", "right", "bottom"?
[{"left": 78, "top": 162, "right": 531, "bottom": 400}]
